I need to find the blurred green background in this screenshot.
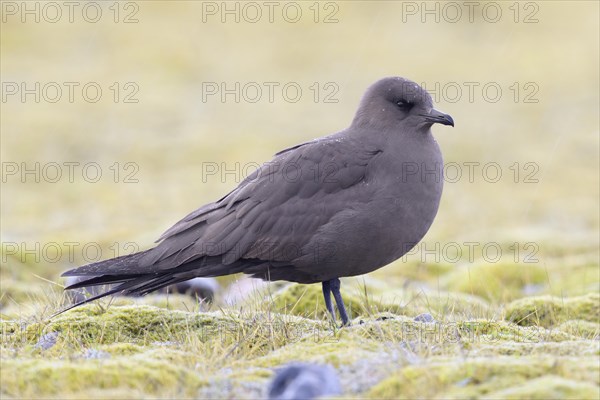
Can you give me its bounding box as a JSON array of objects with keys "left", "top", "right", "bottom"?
[{"left": 1, "top": 1, "right": 598, "bottom": 302}]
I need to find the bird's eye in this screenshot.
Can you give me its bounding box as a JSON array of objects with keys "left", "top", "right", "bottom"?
[{"left": 396, "top": 100, "right": 413, "bottom": 111}]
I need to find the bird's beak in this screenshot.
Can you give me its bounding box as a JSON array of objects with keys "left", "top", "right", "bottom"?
[{"left": 421, "top": 109, "right": 454, "bottom": 127}]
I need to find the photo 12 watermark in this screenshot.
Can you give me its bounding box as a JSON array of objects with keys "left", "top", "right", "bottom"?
[
  {"left": 199, "top": 1, "right": 340, "bottom": 24},
  {"left": 401, "top": 241, "right": 540, "bottom": 264},
  {"left": 1, "top": 162, "right": 140, "bottom": 184},
  {"left": 1, "top": 239, "right": 540, "bottom": 266},
  {"left": 421, "top": 81, "right": 540, "bottom": 104},
  {"left": 1, "top": 1, "right": 140, "bottom": 24},
  {"left": 200, "top": 81, "right": 339, "bottom": 104},
  {"left": 1, "top": 82, "right": 140, "bottom": 104},
  {"left": 194, "top": 160, "right": 539, "bottom": 185},
  {"left": 2, "top": 241, "right": 142, "bottom": 265},
  {"left": 400, "top": 1, "right": 540, "bottom": 24}
]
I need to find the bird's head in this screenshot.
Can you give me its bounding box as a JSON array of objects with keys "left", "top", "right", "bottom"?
[{"left": 351, "top": 77, "right": 454, "bottom": 132}]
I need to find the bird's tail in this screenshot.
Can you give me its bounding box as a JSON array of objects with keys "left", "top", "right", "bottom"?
[{"left": 53, "top": 250, "right": 232, "bottom": 318}]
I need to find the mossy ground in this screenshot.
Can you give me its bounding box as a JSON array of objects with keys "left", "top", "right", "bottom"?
[
  {"left": 1, "top": 281, "right": 598, "bottom": 399},
  {"left": 2, "top": 2, "right": 599, "bottom": 399}
]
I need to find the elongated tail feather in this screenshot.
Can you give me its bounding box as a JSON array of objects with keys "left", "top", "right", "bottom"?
[{"left": 54, "top": 251, "right": 266, "bottom": 317}]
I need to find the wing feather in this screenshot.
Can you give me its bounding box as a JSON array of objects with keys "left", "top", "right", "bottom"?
[{"left": 137, "top": 135, "right": 381, "bottom": 274}]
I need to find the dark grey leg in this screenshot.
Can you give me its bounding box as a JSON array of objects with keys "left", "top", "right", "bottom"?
[
  {"left": 322, "top": 280, "right": 335, "bottom": 321},
  {"left": 330, "top": 278, "right": 350, "bottom": 326}
]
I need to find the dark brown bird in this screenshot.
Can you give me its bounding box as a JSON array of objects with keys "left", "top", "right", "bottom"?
[{"left": 59, "top": 77, "right": 454, "bottom": 325}]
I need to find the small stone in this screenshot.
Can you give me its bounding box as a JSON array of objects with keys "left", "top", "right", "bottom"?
[
  {"left": 82, "top": 349, "right": 110, "bottom": 359},
  {"left": 152, "top": 341, "right": 178, "bottom": 347},
  {"left": 34, "top": 332, "right": 59, "bottom": 350},
  {"left": 455, "top": 377, "right": 472, "bottom": 387},
  {"left": 160, "top": 277, "right": 220, "bottom": 303},
  {"left": 268, "top": 363, "right": 341, "bottom": 400},
  {"left": 414, "top": 313, "right": 435, "bottom": 323}
]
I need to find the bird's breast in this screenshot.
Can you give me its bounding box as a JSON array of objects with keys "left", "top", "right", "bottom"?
[
  {"left": 336, "top": 136, "right": 443, "bottom": 275},
  {"left": 295, "top": 134, "right": 444, "bottom": 280}
]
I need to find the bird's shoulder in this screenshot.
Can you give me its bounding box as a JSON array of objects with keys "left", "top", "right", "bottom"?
[{"left": 233, "top": 132, "right": 383, "bottom": 200}]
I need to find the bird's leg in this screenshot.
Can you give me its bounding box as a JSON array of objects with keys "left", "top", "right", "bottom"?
[
  {"left": 322, "top": 280, "right": 335, "bottom": 322},
  {"left": 330, "top": 278, "right": 350, "bottom": 326}
]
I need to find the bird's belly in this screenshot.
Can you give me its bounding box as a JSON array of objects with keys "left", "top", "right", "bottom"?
[
  {"left": 300, "top": 172, "right": 443, "bottom": 281},
  {"left": 351, "top": 192, "right": 441, "bottom": 275}
]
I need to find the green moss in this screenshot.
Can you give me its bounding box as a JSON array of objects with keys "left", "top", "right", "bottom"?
[
  {"left": 2, "top": 304, "right": 239, "bottom": 350},
  {"left": 444, "top": 263, "right": 548, "bottom": 302},
  {"left": 558, "top": 320, "right": 600, "bottom": 340},
  {"left": 378, "top": 289, "right": 492, "bottom": 320},
  {"left": 226, "top": 367, "right": 273, "bottom": 382},
  {"left": 347, "top": 316, "right": 573, "bottom": 347},
  {"left": 2, "top": 293, "right": 599, "bottom": 399},
  {"left": 455, "top": 320, "right": 574, "bottom": 342},
  {"left": 0, "top": 355, "right": 206, "bottom": 398},
  {"left": 485, "top": 375, "right": 600, "bottom": 399},
  {"left": 505, "top": 293, "right": 600, "bottom": 327},
  {"left": 96, "top": 342, "right": 145, "bottom": 356},
  {"left": 3, "top": 304, "right": 328, "bottom": 362},
  {"left": 473, "top": 341, "right": 600, "bottom": 357},
  {"left": 270, "top": 281, "right": 492, "bottom": 324},
  {"left": 367, "top": 357, "right": 600, "bottom": 399},
  {"left": 243, "top": 333, "right": 379, "bottom": 369}
]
